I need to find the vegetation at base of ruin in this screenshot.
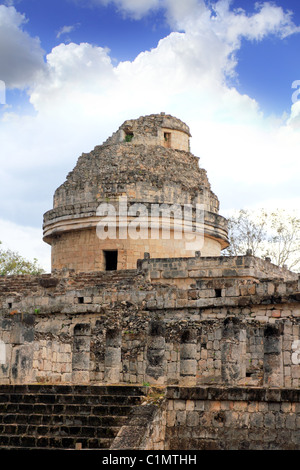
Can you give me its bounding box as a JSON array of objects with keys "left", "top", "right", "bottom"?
[
  {"left": 223, "top": 209, "right": 300, "bottom": 272},
  {"left": 0, "top": 241, "right": 45, "bottom": 276},
  {"left": 144, "top": 386, "right": 165, "bottom": 405}
]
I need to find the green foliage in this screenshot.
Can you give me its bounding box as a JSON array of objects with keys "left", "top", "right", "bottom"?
[
  {"left": 223, "top": 209, "right": 300, "bottom": 272},
  {"left": 124, "top": 134, "right": 133, "bottom": 142},
  {"left": 0, "top": 241, "right": 45, "bottom": 276}
]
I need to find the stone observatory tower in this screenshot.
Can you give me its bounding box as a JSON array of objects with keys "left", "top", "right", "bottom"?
[{"left": 43, "top": 113, "right": 228, "bottom": 272}]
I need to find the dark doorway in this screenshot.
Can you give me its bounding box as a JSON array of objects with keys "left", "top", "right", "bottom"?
[{"left": 104, "top": 250, "right": 118, "bottom": 271}]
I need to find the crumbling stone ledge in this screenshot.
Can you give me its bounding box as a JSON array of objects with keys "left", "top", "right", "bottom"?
[
  {"left": 166, "top": 385, "right": 300, "bottom": 402},
  {"left": 110, "top": 388, "right": 167, "bottom": 450},
  {"left": 110, "top": 385, "right": 300, "bottom": 450}
]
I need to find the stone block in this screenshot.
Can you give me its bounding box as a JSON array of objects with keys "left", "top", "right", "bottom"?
[
  {"left": 162, "top": 271, "right": 188, "bottom": 279},
  {"left": 180, "top": 359, "right": 197, "bottom": 377},
  {"left": 174, "top": 400, "right": 186, "bottom": 411},
  {"left": 186, "top": 411, "right": 199, "bottom": 427},
  {"left": 72, "top": 371, "right": 89, "bottom": 383},
  {"left": 72, "top": 352, "right": 90, "bottom": 371},
  {"left": 105, "top": 347, "right": 121, "bottom": 367},
  {"left": 166, "top": 411, "right": 176, "bottom": 427},
  {"left": 186, "top": 400, "right": 194, "bottom": 411},
  {"left": 11, "top": 344, "right": 34, "bottom": 384},
  {"left": 175, "top": 410, "right": 186, "bottom": 426}
]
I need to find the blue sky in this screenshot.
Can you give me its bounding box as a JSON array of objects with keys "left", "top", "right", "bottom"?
[
  {"left": 1, "top": 0, "right": 300, "bottom": 270},
  {"left": 3, "top": 0, "right": 300, "bottom": 115}
]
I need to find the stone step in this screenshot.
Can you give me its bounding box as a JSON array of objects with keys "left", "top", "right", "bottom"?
[
  {"left": 0, "top": 413, "right": 128, "bottom": 427},
  {"left": 0, "top": 423, "right": 119, "bottom": 438},
  {"left": 0, "top": 393, "right": 143, "bottom": 406},
  {"left": 0, "top": 385, "right": 147, "bottom": 450},
  {"left": 0, "top": 384, "right": 147, "bottom": 396},
  {"left": 0, "top": 434, "right": 112, "bottom": 449},
  {"left": 0, "top": 404, "right": 134, "bottom": 417}
]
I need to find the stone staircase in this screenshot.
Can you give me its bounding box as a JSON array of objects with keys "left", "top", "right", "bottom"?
[{"left": 0, "top": 384, "right": 147, "bottom": 450}]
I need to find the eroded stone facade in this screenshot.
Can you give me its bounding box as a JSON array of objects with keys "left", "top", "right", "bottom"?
[
  {"left": 43, "top": 113, "right": 228, "bottom": 272},
  {"left": 1, "top": 113, "right": 300, "bottom": 450},
  {"left": 0, "top": 254, "right": 299, "bottom": 388}
]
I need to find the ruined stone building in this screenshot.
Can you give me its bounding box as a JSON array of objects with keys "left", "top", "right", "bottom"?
[{"left": 0, "top": 113, "right": 300, "bottom": 450}]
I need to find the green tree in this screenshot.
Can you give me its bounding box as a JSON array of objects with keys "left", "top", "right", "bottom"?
[
  {"left": 223, "top": 209, "right": 300, "bottom": 272},
  {"left": 0, "top": 241, "right": 45, "bottom": 275}
]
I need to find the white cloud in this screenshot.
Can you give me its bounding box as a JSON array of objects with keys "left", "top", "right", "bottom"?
[
  {"left": 0, "top": 5, "right": 45, "bottom": 89},
  {"left": 56, "top": 23, "right": 80, "bottom": 39},
  {"left": 30, "top": 42, "right": 115, "bottom": 112},
  {"left": 113, "top": 0, "right": 161, "bottom": 18},
  {"left": 1, "top": 1, "right": 300, "bottom": 265},
  {"left": 216, "top": 1, "right": 300, "bottom": 44},
  {"left": 72, "top": 0, "right": 162, "bottom": 19}
]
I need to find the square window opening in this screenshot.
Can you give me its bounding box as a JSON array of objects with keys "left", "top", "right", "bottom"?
[
  {"left": 124, "top": 132, "right": 134, "bottom": 142},
  {"left": 215, "top": 289, "right": 222, "bottom": 298},
  {"left": 104, "top": 250, "right": 118, "bottom": 271}
]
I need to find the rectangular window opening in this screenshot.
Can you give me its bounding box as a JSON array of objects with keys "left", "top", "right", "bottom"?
[
  {"left": 78, "top": 297, "right": 84, "bottom": 304},
  {"left": 104, "top": 250, "right": 118, "bottom": 271},
  {"left": 215, "top": 289, "right": 222, "bottom": 298},
  {"left": 164, "top": 132, "right": 171, "bottom": 148}
]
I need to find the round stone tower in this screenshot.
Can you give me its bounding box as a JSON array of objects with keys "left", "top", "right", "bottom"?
[{"left": 43, "top": 113, "right": 228, "bottom": 272}]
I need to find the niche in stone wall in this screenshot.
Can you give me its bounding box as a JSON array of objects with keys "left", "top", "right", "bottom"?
[
  {"left": 123, "top": 127, "right": 134, "bottom": 142},
  {"left": 263, "top": 323, "right": 284, "bottom": 387},
  {"left": 145, "top": 320, "right": 166, "bottom": 385},
  {"left": 90, "top": 320, "right": 106, "bottom": 383},
  {"left": 180, "top": 329, "right": 197, "bottom": 385},
  {"left": 72, "top": 323, "right": 91, "bottom": 384},
  {"left": 246, "top": 325, "right": 264, "bottom": 384},
  {"left": 220, "top": 317, "right": 246, "bottom": 384},
  {"left": 104, "top": 328, "right": 122, "bottom": 383}
]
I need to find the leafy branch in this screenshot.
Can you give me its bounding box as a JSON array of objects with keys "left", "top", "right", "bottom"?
[{"left": 0, "top": 241, "right": 45, "bottom": 276}]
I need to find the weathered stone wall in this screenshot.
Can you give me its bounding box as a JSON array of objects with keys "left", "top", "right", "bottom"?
[
  {"left": 165, "top": 386, "right": 300, "bottom": 450},
  {"left": 103, "top": 113, "right": 191, "bottom": 152},
  {"left": 43, "top": 113, "right": 228, "bottom": 272},
  {"left": 0, "top": 257, "right": 299, "bottom": 387},
  {"left": 0, "top": 309, "right": 299, "bottom": 388},
  {"left": 50, "top": 226, "right": 222, "bottom": 272},
  {"left": 139, "top": 253, "right": 298, "bottom": 287}
]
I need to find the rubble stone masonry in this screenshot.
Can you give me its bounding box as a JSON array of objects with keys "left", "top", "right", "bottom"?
[
  {"left": 0, "top": 255, "right": 299, "bottom": 388},
  {"left": 43, "top": 114, "right": 228, "bottom": 271},
  {"left": 1, "top": 114, "right": 300, "bottom": 450}
]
